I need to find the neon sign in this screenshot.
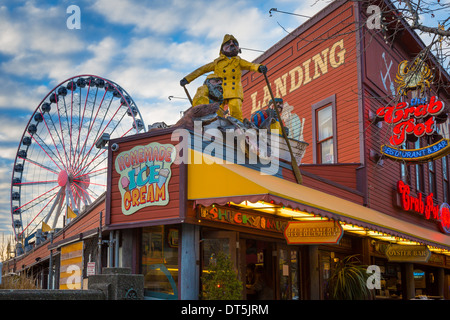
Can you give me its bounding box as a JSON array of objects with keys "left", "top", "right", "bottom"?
[
  {"left": 397, "top": 180, "right": 450, "bottom": 234},
  {"left": 199, "top": 205, "right": 288, "bottom": 233},
  {"left": 377, "top": 96, "right": 450, "bottom": 162},
  {"left": 115, "top": 142, "right": 176, "bottom": 215},
  {"left": 377, "top": 96, "right": 445, "bottom": 146}
]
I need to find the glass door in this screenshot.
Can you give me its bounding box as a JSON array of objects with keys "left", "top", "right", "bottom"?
[
  {"left": 277, "top": 244, "right": 301, "bottom": 300},
  {"left": 290, "top": 249, "right": 301, "bottom": 300},
  {"left": 201, "top": 230, "right": 238, "bottom": 274},
  {"left": 319, "top": 251, "right": 331, "bottom": 300},
  {"left": 244, "top": 239, "right": 275, "bottom": 300}
]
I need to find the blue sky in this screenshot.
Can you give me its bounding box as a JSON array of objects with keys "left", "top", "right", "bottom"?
[
  {"left": 0, "top": 0, "right": 448, "bottom": 244},
  {"left": 0, "top": 0, "right": 331, "bottom": 239}
]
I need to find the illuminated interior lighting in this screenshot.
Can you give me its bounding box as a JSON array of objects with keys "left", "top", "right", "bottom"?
[
  {"left": 340, "top": 223, "right": 365, "bottom": 231},
  {"left": 233, "top": 200, "right": 450, "bottom": 255},
  {"left": 278, "top": 207, "right": 313, "bottom": 218},
  {"left": 294, "top": 216, "right": 328, "bottom": 221},
  {"left": 235, "top": 200, "right": 277, "bottom": 213},
  {"left": 395, "top": 240, "right": 420, "bottom": 245},
  {"left": 236, "top": 200, "right": 275, "bottom": 209}
]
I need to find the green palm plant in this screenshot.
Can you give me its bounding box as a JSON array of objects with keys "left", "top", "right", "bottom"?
[{"left": 326, "top": 255, "right": 371, "bottom": 300}]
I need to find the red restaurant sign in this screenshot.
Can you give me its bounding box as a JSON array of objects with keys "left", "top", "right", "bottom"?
[
  {"left": 397, "top": 180, "right": 450, "bottom": 234},
  {"left": 377, "top": 96, "right": 445, "bottom": 146}
]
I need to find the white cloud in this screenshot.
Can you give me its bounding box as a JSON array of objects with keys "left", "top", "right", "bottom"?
[
  {"left": 90, "top": 0, "right": 185, "bottom": 34},
  {"left": 110, "top": 65, "right": 184, "bottom": 100},
  {"left": 0, "top": 2, "right": 86, "bottom": 87},
  {"left": 125, "top": 37, "right": 217, "bottom": 69},
  {"left": 0, "top": 77, "right": 48, "bottom": 111},
  {"left": 75, "top": 37, "right": 120, "bottom": 76},
  {"left": 136, "top": 99, "right": 187, "bottom": 127},
  {"left": 0, "top": 3, "right": 84, "bottom": 57},
  {"left": 293, "top": 0, "right": 330, "bottom": 19},
  {"left": 2, "top": 52, "right": 74, "bottom": 80},
  {"left": 0, "top": 117, "right": 27, "bottom": 145},
  {"left": 0, "top": 0, "right": 336, "bottom": 241}
]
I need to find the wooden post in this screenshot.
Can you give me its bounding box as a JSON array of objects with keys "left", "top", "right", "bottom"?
[
  {"left": 180, "top": 224, "right": 200, "bottom": 299},
  {"left": 403, "top": 263, "right": 415, "bottom": 299},
  {"left": 308, "top": 245, "right": 320, "bottom": 299}
]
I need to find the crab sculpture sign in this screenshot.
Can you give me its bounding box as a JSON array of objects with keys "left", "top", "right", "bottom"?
[{"left": 395, "top": 58, "right": 433, "bottom": 96}]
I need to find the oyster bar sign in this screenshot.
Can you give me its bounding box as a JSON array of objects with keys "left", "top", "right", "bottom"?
[{"left": 115, "top": 142, "right": 175, "bottom": 215}]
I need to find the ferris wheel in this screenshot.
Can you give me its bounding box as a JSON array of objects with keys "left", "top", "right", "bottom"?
[{"left": 10, "top": 75, "right": 145, "bottom": 254}]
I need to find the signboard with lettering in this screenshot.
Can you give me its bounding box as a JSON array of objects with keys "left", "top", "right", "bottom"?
[
  {"left": 247, "top": 38, "right": 346, "bottom": 115},
  {"left": 114, "top": 142, "right": 176, "bottom": 216},
  {"left": 199, "top": 206, "right": 288, "bottom": 234},
  {"left": 385, "top": 244, "right": 431, "bottom": 263},
  {"left": 87, "top": 262, "right": 96, "bottom": 276},
  {"left": 397, "top": 180, "right": 450, "bottom": 234},
  {"left": 377, "top": 96, "right": 450, "bottom": 163},
  {"left": 381, "top": 139, "right": 450, "bottom": 163},
  {"left": 284, "top": 220, "right": 343, "bottom": 245},
  {"left": 60, "top": 241, "right": 83, "bottom": 290}
]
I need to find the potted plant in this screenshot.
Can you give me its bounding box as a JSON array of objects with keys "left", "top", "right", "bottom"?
[
  {"left": 201, "top": 251, "right": 242, "bottom": 300},
  {"left": 326, "top": 254, "right": 371, "bottom": 300}
]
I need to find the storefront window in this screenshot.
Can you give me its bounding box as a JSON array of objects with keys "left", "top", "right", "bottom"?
[
  {"left": 443, "top": 156, "right": 449, "bottom": 203},
  {"left": 141, "top": 226, "right": 179, "bottom": 299},
  {"left": 319, "top": 253, "right": 331, "bottom": 300},
  {"left": 290, "top": 250, "right": 300, "bottom": 300},
  {"left": 202, "top": 238, "right": 230, "bottom": 270},
  {"left": 279, "top": 248, "right": 289, "bottom": 300},
  {"left": 429, "top": 161, "right": 437, "bottom": 198},
  {"left": 415, "top": 140, "right": 424, "bottom": 192},
  {"left": 414, "top": 269, "right": 426, "bottom": 295},
  {"left": 400, "top": 144, "right": 411, "bottom": 184}
]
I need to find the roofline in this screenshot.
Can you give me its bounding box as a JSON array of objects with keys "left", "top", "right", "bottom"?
[
  {"left": 251, "top": 0, "right": 349, "bottom": 65},
  {"left": 248, "top": 0, "right": 449, "bottom": 84}
]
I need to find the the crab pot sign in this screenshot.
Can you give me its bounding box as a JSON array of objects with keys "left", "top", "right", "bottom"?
[
  {"left": 114, "top": 142, "right": 176, "bottom": 215},
  {"left": 377, "top": 96, "right": 450, "bottom": 162}
]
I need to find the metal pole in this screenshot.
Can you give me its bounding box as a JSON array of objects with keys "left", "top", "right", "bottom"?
[
  {"left": 115, "top": 230, "right": 120, "bottom": 267},
  {"left": 98, "top": 211, "right": 102, "bottom": 274},
  {"left": 48, "top": 232, "right": 54, "bottom": 289},
  {"left": 108, "top": 231, "right": 114, "bottom": 268},
  {"left": 262, "top": 71, "right": 303, "bottom": 184}
]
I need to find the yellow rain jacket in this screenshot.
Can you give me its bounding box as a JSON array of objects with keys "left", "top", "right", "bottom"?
[
  {"left": 192, "top": 85, "right": 210, "bottom": 107},
  {"left": 184, "top": 34, "right": 261, "bottom": 101}
]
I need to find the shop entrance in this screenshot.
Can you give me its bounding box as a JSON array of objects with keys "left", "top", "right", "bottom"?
[
  {"left": 244, "top": 239, "right": 275, "bottom": 300},
  {"left": 200, "top": 229, "right": 302, "bottom": 300},
  {"left": 243, "top": 238, "right": 302, "bottom": 300}
]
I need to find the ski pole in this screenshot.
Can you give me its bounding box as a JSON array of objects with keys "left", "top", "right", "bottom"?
[
  {"left": 262, "top": 71, "right": 303, "bottom": 185},
  {"left": 182, "top": 85, "right": 193, "bottom": 106}
]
